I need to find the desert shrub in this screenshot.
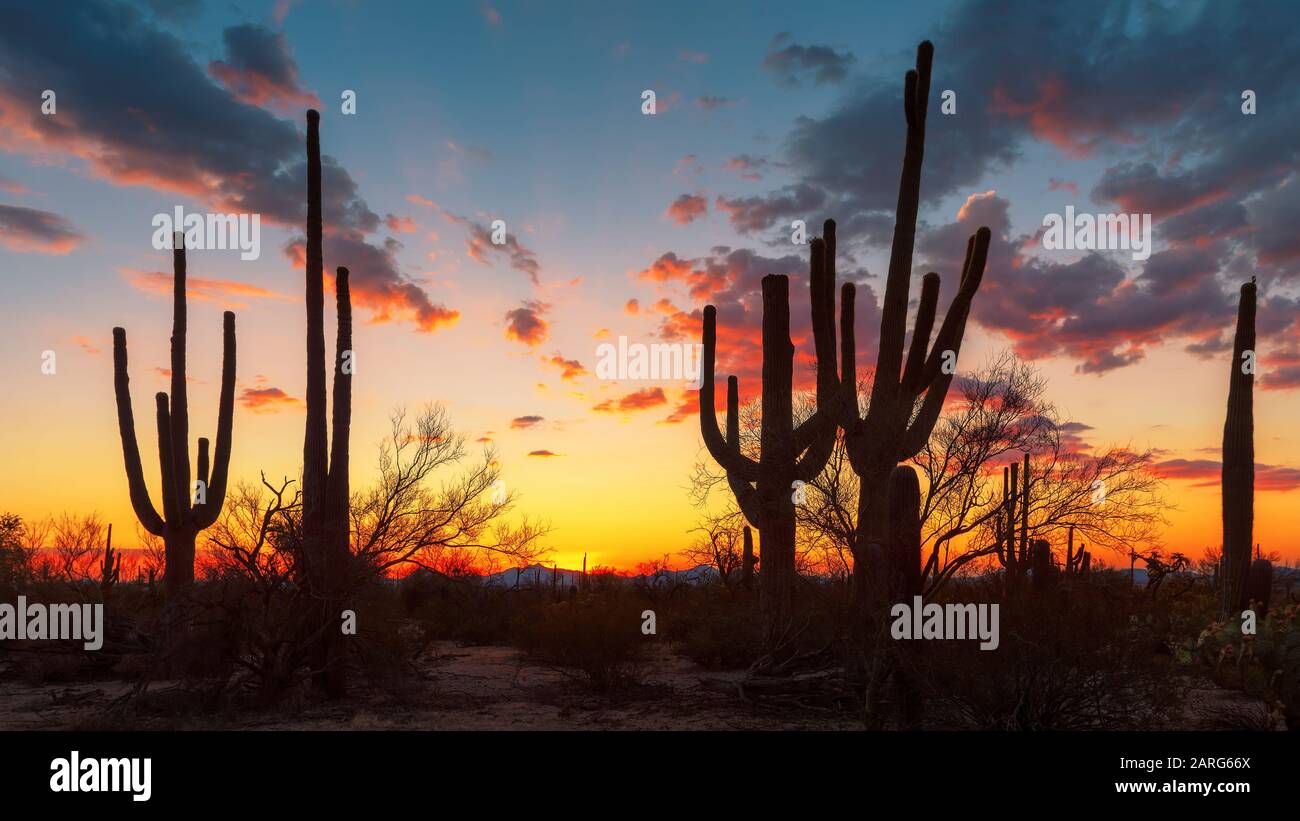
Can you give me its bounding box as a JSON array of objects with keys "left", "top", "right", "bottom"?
[
  {"left": 513, "top": 596, "right": 649, "bottom": 692},
  {"left": 666, "top": 590, "right": 762, "bottom": 669},
  {"left": 918, "top": 576, "right": 1183, "bottom": 730},
  {"left": 1196, "top": 603, "right": 1300, "bottom": 730}
]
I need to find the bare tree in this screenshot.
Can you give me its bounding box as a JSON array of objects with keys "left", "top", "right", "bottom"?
[
  {"left": 680, "top": 506, "right": 747, "bottom": 586},
  {"left": 349, "top": 405, "right": 549, "bottom": 579}
]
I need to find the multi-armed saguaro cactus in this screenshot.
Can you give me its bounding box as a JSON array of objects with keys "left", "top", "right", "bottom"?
[
  {"left": 113, "top": 236, "right": 235, "bottom": 601},
  {"left": 1063, "top": 526, "right": 1090, "bottom": 576},
  {"left": 994, "top": 453, "right": 1033, "bottom": 590},
  {"left": 810, "top": 41, "right": 991, "bottom": 603},
  {"left": 1220, "top": 280, "right": 1255, "bottom": 616},
  {"left": 301, "top": 109, "right": 354, "bottom": 696},
  {"left": 700, "top": 233, "right": 839, "bottom": 653}
]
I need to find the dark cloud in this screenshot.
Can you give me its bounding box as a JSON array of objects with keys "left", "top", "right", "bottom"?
[
  {"left": 0, "top": 1, "right": 453, "bottom": 332},
  {"left": 208, "top": 23, "right": 320, "bottom": 111},
  {"left": 0, "top": 203, "right": 84, "bottom": 254},
  {"left": 510, "top": 415, "right": 544, "bottom": 429},
  {"left": 1153, "top": 458, "right": 1300, "bottom": 492},
  {"left": 762, "top": 33, "right": 855, "bottom": 87}
]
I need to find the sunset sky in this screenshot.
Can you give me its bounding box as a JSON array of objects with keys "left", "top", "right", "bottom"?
[{"left": 2, "top": 0, "right": 1299, "bottom": 570}]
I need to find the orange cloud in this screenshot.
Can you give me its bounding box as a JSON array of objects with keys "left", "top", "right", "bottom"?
[
  {"left": 665, "top": 193, "right": 708, "bottom": 225},
  {"left": 238, "top": 386, "right": 301, "bottom": 414},
  {"left": 593, "top": 387, "right": 668, "bottom": 413},
  {"left": 511, "top": 415, "right": 544, "bottom": 429},
  {"left": 504, "top": 301, "right": 550, "bottom": 347},
  {"left": 122, "top": 268, "right": 289, "bottom": 308},
  {"left": 385, "top": 214, "right": 418, "bottom": 233},
  {"left": 543, "top": 354, "right": 587, "bottom": 382}
]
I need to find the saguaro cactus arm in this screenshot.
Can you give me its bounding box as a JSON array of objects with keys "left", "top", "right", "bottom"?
[
  {"left": 154, "top": 393, "right": 181, "bottom": 525},
  {"left": 700, "top": 306, "right": 762, "bottom": 481},
  {"left": 723, "top": 377, "right": 763, "bottom": 524},
  {"left": 193, "top": 310, "right": 236, "bottom": 529},
  {"left": 112, "top": 328, "right": 166, "bottom": 536}
]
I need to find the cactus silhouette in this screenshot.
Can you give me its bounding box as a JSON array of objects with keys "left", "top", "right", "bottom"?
[
  {"left": 741, "top": 525, "right": 754, "bottom": 590},
  {"left": 808, "top": 41, "right": 991, "bottom": 603},
  {"left": 1220, "top": 280, "right": 1255, "bottom": 615},
  {"left": 1063, "top": 525, "right": 1090, "bottom": 576},
  {"left": 113, "top": 236, "right": 235, "bottom": 601},
  {"left": 301, "top": 108, "right": 353, "bottom": 697},
  {"left": 994, "top": 453, "right": 1033, "bottom": 591},
  {"left": 699, "top": 237, "right": 840, "bottom": 654}
]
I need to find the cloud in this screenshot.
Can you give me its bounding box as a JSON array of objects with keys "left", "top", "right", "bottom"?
[
  {"left": 504, "top": 300, "right": 550, "bottom": 347},
  {"left": 679, "top": 49, "right": 709, "bottom": 64},
  {"left": 481, "top": 3, "right": 501, "bottom": 26},
  {"left": 384, "top": 214, "right": 417, "bottom": 233},
  {"left": 665, "top": 193, "right": 708, "bottom": 225},
  {"left": 510, "top": 415, "right": 544, "bottom": 430},
  {"left": 0, "top": 204, "right": 84, "bottom": 254},
  {"left": 660, "top": 390, "right": 696, "bottom": 424},
  {"left": 695, "top": 95, "right": 733, "bottom": 111},
  {"left": 0, "top": 2, "right": 454, "bottom": 334},
  {"left": 543, "top": 354, "right": 586, "bottom": 382},
  {"left": 207, "top": 23, "right": 320, "bottom": 113},
  {"left": 528, "top": 449, "right": 558, "bottom": 457},
  {"left": 448, "top": 213, "right": 542, "bottom": 285},
  {"left": 238, "top": 386, "right": 301, "bottom": 414},
  {"left": 1153, "top": 459, "right": 1300, "bottom": 492},
  {"left": 724, "top": 155, "right": 768, "bottom": 181},
  {"left": 593, "top": 387, "right": 668, "bottom": 413},
  {"left": 121, "top": 267, "right": 289, "bottom": 307},
  {"left": 715, "top": 184, "right": 826, "bottom": 234},
  {"left": 912, "top": 190, "right": 1237, "bottom": 375},
  {"left": 70, "top": 335, "right": 101, "bottom": 355},
  {"left": 762, "top": 33, "right": 855, "bottom": 87},
  {"left": 0, "top": 173, "right": 29, "bottom": 194},
  {"left": 1048, "top": 177, "right": 1078, "bottom": 196}
]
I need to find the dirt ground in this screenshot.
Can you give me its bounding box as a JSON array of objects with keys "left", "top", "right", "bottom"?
[
  {"left": 0, "top": 642, "right": 860, "bottom": 731},
  {"left": 0, "top": 641, "right": 1277, "bottom": 731}
]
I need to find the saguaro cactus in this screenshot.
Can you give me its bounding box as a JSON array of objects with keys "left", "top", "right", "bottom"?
[
  {"left": 1220, "top": 280, "right": 1255, "bottom": 616},
  {"left": 700, "top": 235, "right": 839, "bottom": 654},
  {"left": 994, "top": 453, "right": 1033, "bottom": 590},
  {"left": 113, "top": 237, "right": 235, "bottom": 600},
  {"left": 1063, "top": 526, "right": 1090, "bottom": 575},
  {"left": 810, "top": 41, "right": 991, "bottom": 602},
  {"left": 741, "top": 525, "right": 754, "bottom": 590},
  {"left": 301, "top": 109, "right": 354, "bottom": 696}
]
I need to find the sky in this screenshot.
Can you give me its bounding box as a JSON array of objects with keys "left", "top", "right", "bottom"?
[{"left": 1, "top": 0, "right": 1299, "bottom": 570}]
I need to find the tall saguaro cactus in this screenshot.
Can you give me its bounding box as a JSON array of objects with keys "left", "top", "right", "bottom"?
[
  {"left": 301, "top": 108, "right": 354, "bottom": 696},
  {"left": 812, "top": 41, "right": 991, "bottom": 602},
  {"left": 113, "top": 238, "right": 235, "bottom": 600},
  {"left": 1220, "top": 280, "right": 1255, "bottom": 616},
  {"left": 700, "top": 235, "right": 839, "bottom": 654}
]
